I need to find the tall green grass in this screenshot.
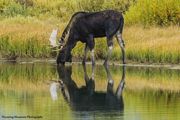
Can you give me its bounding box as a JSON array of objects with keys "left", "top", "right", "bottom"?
[
  {"left": 0, "top": 35, "right": 51, "bottom": 58},
  {"left": 0, "top": 16, "right": 57, "bottom": 59}
]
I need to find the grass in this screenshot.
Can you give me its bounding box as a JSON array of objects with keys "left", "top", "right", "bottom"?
[
  {"left": 0, "top": 16, "right": 60, "bottom": 58},
  {"left": 0, "top": 0, "right": 179, "bottom": 63},
  {"left": 0, "top": 17, "right": 179, "bottom": 63},
  {"left": 123, "top": 25, "right": 180, "bottom": 63},
  {"left": 72, "top": 25, "right": 180, "bottom": 64}
]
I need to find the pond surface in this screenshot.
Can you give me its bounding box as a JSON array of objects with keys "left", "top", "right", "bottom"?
[{"left": 0, "top": 62, "right": 180, "bottom": 120}]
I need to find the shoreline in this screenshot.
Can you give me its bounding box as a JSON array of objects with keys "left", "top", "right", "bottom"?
[{"left": 0, "top": 58, "right": 179, "bottom": 69}]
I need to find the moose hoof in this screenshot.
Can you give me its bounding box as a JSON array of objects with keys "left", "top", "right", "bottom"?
[{"left": 82, "top": 60, "right": 86, "bottom": 65}]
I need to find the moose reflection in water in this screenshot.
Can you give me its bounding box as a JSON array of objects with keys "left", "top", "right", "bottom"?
[{"left": 49, "top": 64, "right": 126, "bottom": 111}]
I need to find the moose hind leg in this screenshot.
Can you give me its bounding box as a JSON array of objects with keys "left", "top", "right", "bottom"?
[{"left": 116, "top": 31, "right": 125, "bottom": 64}]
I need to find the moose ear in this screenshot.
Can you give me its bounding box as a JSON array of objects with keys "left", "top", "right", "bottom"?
[{"left": 49, "top": 28, "right": 58, "bottom": 47}]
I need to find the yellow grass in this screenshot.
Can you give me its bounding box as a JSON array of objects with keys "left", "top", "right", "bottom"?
[
  {"left": 123, "top": 25, "right": 180, "bottom": 53},
  {"left": 0, "top": 16, "right": 179, "bottom": 63}
]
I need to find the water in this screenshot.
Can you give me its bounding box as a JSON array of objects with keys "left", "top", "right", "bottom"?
[{"left": 0, "top": 62, "right": 179, "bottom": 120}]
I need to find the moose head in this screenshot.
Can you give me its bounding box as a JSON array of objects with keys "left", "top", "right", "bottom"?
[
  {"left": 56, "top": 46, "right": 72, "bottom": 65},
  {"left": 49, "top": 28, "right": 72, "bottom": 65}
]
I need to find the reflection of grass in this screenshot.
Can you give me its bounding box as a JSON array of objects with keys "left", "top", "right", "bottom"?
[
  {"left": 1, "top": 63, "right": 179, "bottom": 120},
  {"left": 124, "top": 90, "right": 180, "bottom": 120},
  {"left": 0, "top": 63, "right": 57, "bottom": 91},
  {"left": 0, "top": 77, "right": 48, "bottom": 91},
  {"left": 72, "top": 65, "right": 180, "bottom": 93},
  {"left": 0, "top": 90, "right": 72, "bottom": 120},
  {"left": 126, "top": 75, "right": 180, "bottom": 93},
  {"left": 0, "top": 63, "right": 180, "bottom": 92},
  {"left": 124, "top": 67, "right": 180, "bottom": 92}
]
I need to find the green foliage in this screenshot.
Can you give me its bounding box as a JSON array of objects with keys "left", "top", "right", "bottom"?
[
  {"left": 15, "top": 0, "right": 34, "bottom": 7},
  {"left": 0, "top": 0, "right": 134, "bottom": 20},
  {"left": 3, "top": 1, "right": 24, "bottom": 16},
  {"left": 125, "top": 0, "right": 180, "bottom": 26},
  {"left": 0, "top": 0, "right": 179, "bottom": 26},
  {"left": 126, "top": 49, "right": 180, "bottom": 64},
  {"left": 0, "top": 35, "right": 51, "bottom": 59}
]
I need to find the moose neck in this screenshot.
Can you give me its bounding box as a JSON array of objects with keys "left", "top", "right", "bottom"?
[
  {"left": 62, "top": 34, "right": 77, "bottom": 62},
  {"left": 57, "top": 30, "right": 78, "bottom": 65},
  {"left": 64, "top": 35, "right": 77, "bottom": 54}
]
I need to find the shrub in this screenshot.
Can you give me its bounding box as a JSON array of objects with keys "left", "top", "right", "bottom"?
[
  {"left": 125, "top": 0, "right": 180, "bottom": 26},
  {"left": 3, "top": 2, "right": 25, "bottom": 17}
]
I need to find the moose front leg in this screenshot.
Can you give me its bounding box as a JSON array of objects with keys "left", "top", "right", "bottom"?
[
  {"left": 82, "top": 44, "right": 89, "bottom": 65},
  {"left": 116, "top": 31, "right": 125, "bottom": 64},
  {"left": 104, "top": 37, "right": 113, "bottom": 66},
  {"left": 86, "top": 34, "right": 95, "bottom": 68}
]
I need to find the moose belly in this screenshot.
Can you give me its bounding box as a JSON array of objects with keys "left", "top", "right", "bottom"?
[
  {"left": 89, "top": 26, "right": 106, "bottom": 38},
  {"left": 93, "top": 30, "right": 106, "bottom": 38}
]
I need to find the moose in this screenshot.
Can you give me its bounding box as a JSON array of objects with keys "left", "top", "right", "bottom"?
[
  {"left": 50, "top": 64, "right": 126, "bottom": 112},
  {"left": 55, "top": 10, "right": 125, "bottom": 65}
]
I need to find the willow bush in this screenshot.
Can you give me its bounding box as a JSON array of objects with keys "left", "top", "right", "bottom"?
[
  {"left": 1, "top": 0, "right": 179, "bottom": 26},
  {"left": 0, "top": 0, "right": 134, "bottom": 20},
  {"left": 125, "top": 0, "right": 180, "bottom": 26}
]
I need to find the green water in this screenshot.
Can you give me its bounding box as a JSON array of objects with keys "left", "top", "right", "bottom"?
[{"left": 0, "top": 62, "right": 179, "bottom": 120}]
